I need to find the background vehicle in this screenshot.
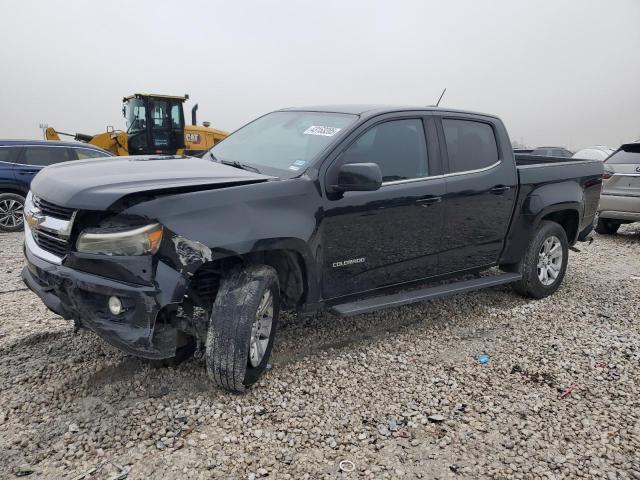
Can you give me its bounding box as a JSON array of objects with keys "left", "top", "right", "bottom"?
[
  {"left": 22, "top": 105, "right": 602, "bottom": 392},
  {"left": 529, "top": 146, "right": 573, "bottom": 158},
  {"left": 0, "top": 140, "right": 112, "bottom": 232},
  {"left": 45, "top": 93, "right": 229, "bottom": 157},
  {"left": 596, "top": 142, "right": 640, "bottom": 234},
  {"left": 572, "top": 146, "right": 614, "bottom": 161}
]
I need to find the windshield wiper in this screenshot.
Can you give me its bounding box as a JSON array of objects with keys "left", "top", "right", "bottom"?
[{"left": 220, "top": 159, "right": 261, "bottom": 174}]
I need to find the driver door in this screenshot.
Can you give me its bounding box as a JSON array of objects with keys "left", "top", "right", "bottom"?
[{"left": 320, "top": 115, "right": 445, "bottom": 299}]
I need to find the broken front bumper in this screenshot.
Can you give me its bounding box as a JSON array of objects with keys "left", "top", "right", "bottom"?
[{"left": 22, "top": 238, "right": 186, "bottom": 359}]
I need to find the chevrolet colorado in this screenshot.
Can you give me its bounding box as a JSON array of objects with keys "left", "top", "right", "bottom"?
[{"left": 22, "top": 105, "right": 603, "bottom": 392}]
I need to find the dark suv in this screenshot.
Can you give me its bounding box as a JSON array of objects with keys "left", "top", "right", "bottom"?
[{"left": 0, "top": 140, "right": 112, "bottom": 232}]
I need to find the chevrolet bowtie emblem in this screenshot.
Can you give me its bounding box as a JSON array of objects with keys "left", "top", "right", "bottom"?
[{"left": 25, "top": 209, "right": 45, "bottom": 229}]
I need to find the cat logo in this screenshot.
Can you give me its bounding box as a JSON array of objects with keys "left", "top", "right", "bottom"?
[{"left": 185, "top": 132, "right": 201, "bottom": 144}]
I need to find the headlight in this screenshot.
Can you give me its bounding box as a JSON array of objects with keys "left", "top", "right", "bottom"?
[{"left": 76, "top": 224, "right": 163, "bottom": 256}]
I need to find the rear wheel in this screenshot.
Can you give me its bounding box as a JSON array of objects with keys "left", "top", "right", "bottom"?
[
  {"left": 505, "top": 220, "right": 569, "bottom": 299},
  {"left": 205, "top": 265, "right": 279, "bottom": 392},
  {"left": 0, "top": 193, "right": 25, "bottom": 232},
  {"left": 594, "top": 217, "right": 620, "bottom": 235}
]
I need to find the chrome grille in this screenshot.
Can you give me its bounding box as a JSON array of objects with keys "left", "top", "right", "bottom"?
[
  {"left": 33, "top": 196, "right": 75, "bottom": 220},
  {"left": 32, "top": 229, "right": 70, "bottom": 258}
]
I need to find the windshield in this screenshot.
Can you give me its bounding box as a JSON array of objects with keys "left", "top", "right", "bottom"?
[{"left": 209, "top": 111, "right": 357, "bottom": 174}]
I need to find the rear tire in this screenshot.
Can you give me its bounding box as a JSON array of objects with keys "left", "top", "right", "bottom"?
[
  {"left": 205, "top": 265, "right": 279, "bottom": 392},
  {"left": 0, "top": 193, "right": 25, "bottom": 232},
  {"left": 595, "top": 217, "right": 620, "bottom": 235},
  {"left": 506, "top": 220, "right": 569, "bottom": 299}
]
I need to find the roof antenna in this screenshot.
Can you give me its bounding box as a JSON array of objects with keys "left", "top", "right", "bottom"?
[{"left": 435, "top": 88, "right": 447, "bottom": 107}]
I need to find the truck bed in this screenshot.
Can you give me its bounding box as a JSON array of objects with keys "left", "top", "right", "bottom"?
[
  {"left": 515, "top": 155, "right": 603, "bottom": 184},
  {"left": 515, "top": 153, "right": 584, "bottom": 166}
]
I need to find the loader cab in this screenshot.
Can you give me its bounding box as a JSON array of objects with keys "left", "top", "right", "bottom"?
[{"left": 124, "top": 94, "right": 187, "bottom": 155}]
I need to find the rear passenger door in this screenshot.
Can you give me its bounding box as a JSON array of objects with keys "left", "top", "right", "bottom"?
[
  {"left": 14, "top": 146, "right": 73, "bottom": 191},
  {"left": 436, "top": 116, "right": 517, "bottom": 273}
]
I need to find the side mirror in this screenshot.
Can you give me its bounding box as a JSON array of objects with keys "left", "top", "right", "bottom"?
[{"left": 331, "top": 162, "right": 382, "bottom": 192}]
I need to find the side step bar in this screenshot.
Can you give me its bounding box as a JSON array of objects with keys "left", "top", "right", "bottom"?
[{"left": 329, "top": 272, "right": 522, "bottom": 317}]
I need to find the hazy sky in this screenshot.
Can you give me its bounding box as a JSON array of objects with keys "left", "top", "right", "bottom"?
[{"left": 1, "top": 0, "right": 638, "bottom": 150}]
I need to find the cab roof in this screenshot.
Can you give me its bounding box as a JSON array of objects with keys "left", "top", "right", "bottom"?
[
  {"left": 123, "top": 93, "right": 189, "bottom": 102},
  {"left": 280, "top": 104, "right": 500, "bottom": 119}
]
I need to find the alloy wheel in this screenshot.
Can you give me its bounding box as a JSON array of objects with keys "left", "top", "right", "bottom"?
[
  {"left": 249, "top": 289, "right": 274, "bottom": 367},
  {"left": 537, "top": 235, "right": 563, "bottom": 286},
  {"left": 0, "top": 198, "right": 24, "bottom": 229}
]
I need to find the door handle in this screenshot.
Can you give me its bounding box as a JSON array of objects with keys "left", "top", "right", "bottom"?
[
  {"left": 489, "top": 185, "right": 511, "bottom": 195},
  {"left": 416, "top": 196, "right": 442, "bottom": 206}
]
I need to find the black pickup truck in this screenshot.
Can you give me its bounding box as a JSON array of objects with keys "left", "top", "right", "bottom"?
[{"left": 22, "top": 105, "right": 603, "bottom": 391}]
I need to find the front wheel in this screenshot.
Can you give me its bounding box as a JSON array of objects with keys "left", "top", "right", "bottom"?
[
  {"left": 506, "top": 220, "right": 569, "bottom": 299},
  {"left": 205, "top": 265, "right": 280, "bottom": 392}
]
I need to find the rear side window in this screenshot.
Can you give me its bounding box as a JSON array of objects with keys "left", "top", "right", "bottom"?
[
  {"left": 0, "top": 148, "right": 16, "bottom": 163},
  {"left": 606, "top": 149, "right": 640, "bottom": 165},
  {"left": 341, "top": 119, "right": 428, "bottom": 182},
  {"left": 442, "top": 119, "right": 499, "bottom": 172},
  {"left": 75, "top": 148, "right": 108, "bottom": 159},
  {"left": 22, "top": 147, "right": 72, "bottom": 166}
]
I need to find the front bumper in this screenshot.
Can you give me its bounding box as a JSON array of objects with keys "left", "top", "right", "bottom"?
[{"left": 22, "top": 238, "right": 186, "bottom": 359}]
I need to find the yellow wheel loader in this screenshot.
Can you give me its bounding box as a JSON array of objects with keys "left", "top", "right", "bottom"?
[{"left": 45, "top": 93, "right": 228, "bottom": 157}]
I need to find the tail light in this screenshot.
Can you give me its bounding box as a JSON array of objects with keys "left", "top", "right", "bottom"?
[{"left": 602, "top": 172, "right": 612, "bottom": 180}]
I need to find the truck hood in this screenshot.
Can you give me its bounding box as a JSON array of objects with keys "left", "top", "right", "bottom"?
[{"left": 30, "top": 155, "right": 275, "bottom": 210}]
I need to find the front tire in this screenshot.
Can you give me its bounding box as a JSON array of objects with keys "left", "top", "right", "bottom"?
[
  {"left": 595, "top": 217, "right": 620, "bottom": 235},
  {"left": 205, "top": 265, "right": 280, "bottom": 392},
  {"left": 0, "top": 193, "right": 25, "bottom": 232},
  {"left": 507, "top": 220, "right": 569, "bottom": 299}
]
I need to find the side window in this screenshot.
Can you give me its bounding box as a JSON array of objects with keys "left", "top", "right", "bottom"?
[
  {"left": 442, "top": 119, "right": 499, "bottom": 173},
  {"left": 75, "top": 148, "right": 107, "bottom": 160},
  {"left": 341, "top": 119, "right": 428, "bottom": 182},
  {"left": 22, "top": 147, "right": 72, "bottom": 166},
  {"left": 552, "top": 149, "right": 564, "bottom": 157},
  {"left": 170, "top": 104, "right": 182, "bottom": 129},
  {"left": 0, "top": 148, "right": 16, "bottom": 163}
]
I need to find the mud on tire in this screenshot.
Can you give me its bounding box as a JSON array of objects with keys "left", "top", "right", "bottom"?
[{"left": 205, "top": 264, "right": 280, "bottom": 392}]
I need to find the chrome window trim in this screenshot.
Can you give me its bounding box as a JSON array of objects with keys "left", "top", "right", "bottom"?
[{"left": 381, "top": 160, "right": 501, "bottom": 186}]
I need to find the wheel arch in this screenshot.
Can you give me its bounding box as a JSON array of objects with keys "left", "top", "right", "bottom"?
[{"left": 187, "top": 244, "right": 315, "bottom": 312}]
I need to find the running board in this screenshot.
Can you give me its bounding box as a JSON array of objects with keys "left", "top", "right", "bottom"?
[{"left": 329, "top": 272, "right": 522, "bottom": 317}]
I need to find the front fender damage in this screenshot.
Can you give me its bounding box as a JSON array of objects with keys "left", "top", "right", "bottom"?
[
  {"left": 170, "top": 235, "right": 213, "bottom": 275},
  {"left": 24, "top": 227, "right": 218, "bottom": 360}
]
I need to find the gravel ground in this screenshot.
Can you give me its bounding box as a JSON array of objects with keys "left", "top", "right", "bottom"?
[{"left": 1, "top": 227, "right": 639, "bottom": 479}]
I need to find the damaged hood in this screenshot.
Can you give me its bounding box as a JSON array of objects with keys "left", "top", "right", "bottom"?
[{"left": 30, "top": 155, "right": 275, "bottom": 210}]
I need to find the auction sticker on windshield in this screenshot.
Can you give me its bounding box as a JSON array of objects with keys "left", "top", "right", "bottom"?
[{"left": 303, "top": 126, "right": 342, "bottom": 137}]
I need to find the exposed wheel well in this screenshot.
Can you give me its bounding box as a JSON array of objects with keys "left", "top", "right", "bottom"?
[
  {"left": 541, "top": 210, "right": 579, "bottom": 243},
  {"left": 187, "top": 249, "right": 307, "bottom": 312}
]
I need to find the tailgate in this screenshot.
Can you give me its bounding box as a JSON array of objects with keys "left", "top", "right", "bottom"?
[{"left": 604, "top": 173, "right": 640, "bottom": 197}]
